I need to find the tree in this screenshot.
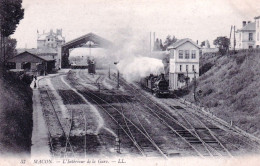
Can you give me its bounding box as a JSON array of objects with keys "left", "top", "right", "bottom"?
[
  {"left": 0, "top": 0, "right": 24, "bottom": 65},
  {"left": 4, "top": 37, "right": 17, "bottom": 59},
  {"left": 163, "top": 35, "right": 177, "bottom": 50},
  {"left": 213, "top": 36, "right": 230, "bottom": 55},
  {"left": 201, "top": 41, "right": 206, "bottom": 47},
  {"left": 159, "top": 39, "right": 164, "bottom": 50},
  {"left": 153, "top": 38, "right": 161, "bottom": 51}
]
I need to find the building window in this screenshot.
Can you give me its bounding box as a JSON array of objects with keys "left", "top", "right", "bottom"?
[
  {"left": 191, "top": 50, "right": 196, "bottom": 59},
  {"left": 249, "top": 45, "right": 253, "bottom": 49},
  {"left": 249, "top": 33, "right": 253, "bottom": 41},
  {"left": 48, "top": 38, "right": 50, "bottom": 41},
  {"left": 186, "top": 65, "right": 188, "bottom": 72},
  {"left": 179, "top": 50, "right": 183, "bottom": 59},
  {"left": 180, "top": 65, "right": 182, "bottom": 72},
  {"left": 192, "top": 65, "right": 195, "bottom": 71},
  {"left": 185, "top": 50, "right": 190, "bottom": 59}
]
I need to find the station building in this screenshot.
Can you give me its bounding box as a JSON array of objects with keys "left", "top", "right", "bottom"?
[
  {"left": 6, "top": 51, "right": 55, "bottom": 75},
  {"left": 167, "top": 38, "right": 200, "bottom": 90},
  {"left": 17, "top": 29, "right": 65, "bottom": 70}
]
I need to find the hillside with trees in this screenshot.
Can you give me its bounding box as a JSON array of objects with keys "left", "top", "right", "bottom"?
[{"left": 183, "top": 51, "right": 260, "bottom": 137}]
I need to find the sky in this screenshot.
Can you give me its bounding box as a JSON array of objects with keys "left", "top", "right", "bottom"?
[{"left": 11, "top": 0, "right": 260, "bottom": 48}]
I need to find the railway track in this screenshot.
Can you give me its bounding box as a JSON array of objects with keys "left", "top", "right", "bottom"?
[
  {"left": 38, "top": 76, "right": 76, "bottom": 158},
  {"left": 167, "top": 102, "right": 260, "bottom": 155},
  {"left": 118, "top": 77, "right": 233, "bottom": 157},
  {"left": 76, "top": 70, "right": 227, "bottom": 157},
  {"left": 39, "top": 89, "right": 75, "bottom": 158},
  {"left": 71, "top": 70, "right": 168, "bottom": 158},
  {"left": 46, "top": 69, "right": 259, "bottom": 158}
]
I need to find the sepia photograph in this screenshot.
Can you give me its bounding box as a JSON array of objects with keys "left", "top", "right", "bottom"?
[{"left": 0, "top": 0, "right": 260, "bottom": 165}]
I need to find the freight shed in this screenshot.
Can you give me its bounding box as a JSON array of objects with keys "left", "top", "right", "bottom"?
[{"left": 6, "top": 51, "right": 55, "bottom": 75}]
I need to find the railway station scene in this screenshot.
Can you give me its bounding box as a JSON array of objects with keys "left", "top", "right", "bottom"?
[{"left": 0, "top": 0, "right": 260, "bottom": 166}]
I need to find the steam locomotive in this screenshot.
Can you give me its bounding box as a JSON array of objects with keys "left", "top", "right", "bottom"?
[{"left": 140, "top": 74, "right": 170, "bottom": 97}]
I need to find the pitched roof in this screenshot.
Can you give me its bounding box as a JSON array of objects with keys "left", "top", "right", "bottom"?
[
  {"left": 254, "top": 16, "right": 260, "bottom": 19},
  {"left": 167, "top": 38, "right": 201, "bottom": 49},
  {"left": 238, "top": 22, "right": 256, "bottom": 31},
  {"left": 7, "top": 51, "right": 54, "bottom": 62},
  {"left": 17, "top": 47, "right": 57, "bottom": 55},
  {"left": 62, "top": 32, "right": 113, "bottom": 49},
  {"left": 7, "top": 51, "right": 47, "bottom": 62},
  {"left": 38, "top": 55, "right": 56, "bottom": 61}
]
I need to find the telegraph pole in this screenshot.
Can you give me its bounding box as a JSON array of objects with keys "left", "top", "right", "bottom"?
[
  {"left": 108, "top": 64, "right": 110, "bottom": 79},
  {"left": 115, "top": 128, "right": 121, "bottom": 153},
  {"left": 233, "top": 26, "right": 236, "bottom": 53},
  {"left": 193, "top": 69, "right": 197, "bottom": 102},
  {"left": 114, "top": 62, "right": 119, "bottom": 89},
  {"left": 117, "top": 70, "right": 119, "bottom": 89},
  {"left": 150, "top": 32, "right": 152, "bottom": 57},
  {"left": 228, "top": 25, "right": 233, "bottom": 55},
  {"left": 186, "top": 68, "right": 189, "bottom": 90},
  {"left": 89, "top": 41, "right": 91, "bottom": 57},
  {"left": 84, "top": 112, "right": 87, "bottom": 159}
]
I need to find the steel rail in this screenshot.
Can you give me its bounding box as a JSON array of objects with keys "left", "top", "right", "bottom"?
[
  {"left": 38, "top": 76, "right": 75, "bottom": 157},
  {"left": 69, "top": 74, "right": 167, "bottom": 158}
]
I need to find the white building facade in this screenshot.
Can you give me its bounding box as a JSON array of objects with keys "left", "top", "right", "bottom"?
[
  {"left": 167, "top": 39, "right": 200, "bottom": 90},
  {"left": 236, "top": 21, "right": 256, "bottom": 49},
  {"left": 255, "top": 16, "right": 260, "bottom": 48},
  {"left": 36, "top": 29, "right": 65, "bottom": 69},
  {"left": 37, "top": 29, "right": 65, "bottom": 49}
]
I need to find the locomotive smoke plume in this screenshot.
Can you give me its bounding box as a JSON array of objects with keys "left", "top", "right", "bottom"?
[
  {"left": 107, "top": 27, "right": 165, "bottom": 82},
  {"left": 117, "top": 56, "right": 164, "bottom": 82}
]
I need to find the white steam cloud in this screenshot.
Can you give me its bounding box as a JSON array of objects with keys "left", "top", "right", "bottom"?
[
  {"left": 106, "top": 27, "right": 166, "bottom": 82},
  {"left": 68, "top": 26, "right": 166, "bottom": 81},
  {"left": 116, "top": 56, "right": 164, "bottom": 82}
]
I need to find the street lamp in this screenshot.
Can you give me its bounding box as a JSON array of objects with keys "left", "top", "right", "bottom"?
[
  {"left": 86, "top": 41, "right": 94, "bottom": 57},
  {"left": 114, "top": 61, "right": 119, "bottom": 89}
]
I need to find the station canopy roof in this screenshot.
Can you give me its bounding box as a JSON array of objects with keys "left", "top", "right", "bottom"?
[{"left": 61, "top": 32, "right": 113, "bottom": 50}]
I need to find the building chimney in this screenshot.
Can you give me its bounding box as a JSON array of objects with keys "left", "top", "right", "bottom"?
[
  {"left": 243, "top": 21, "right": 247, "bottom": 27},
  {"left": 56, "top": 29, "right": 61, "bottom": 35}
]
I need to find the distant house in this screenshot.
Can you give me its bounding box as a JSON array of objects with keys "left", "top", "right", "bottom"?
[
  {"left": 6, "top": 51, "right": 55, "bottom": 75},
  {"left": 167, "top": 39, "right": 200, "bottom": 90},
  {"left": 236, "top": 21, "right": 256, "bottom": 49}
]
